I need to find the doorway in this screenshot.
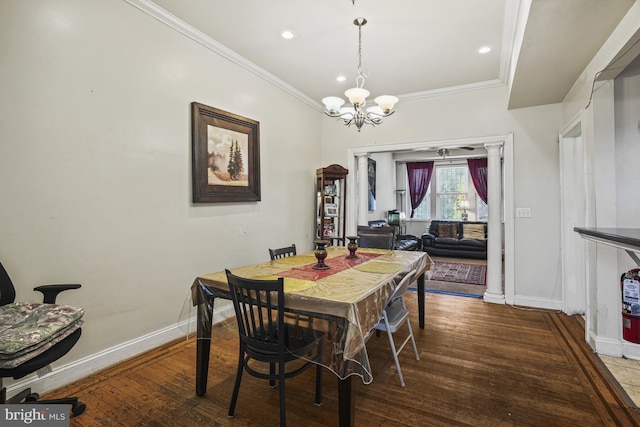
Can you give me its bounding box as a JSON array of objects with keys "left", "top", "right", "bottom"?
[
  {"left": 347, "top": 134, "right": 515, "bottom": 305},
  {"left": 559, "top": 116, "right": 587, "bottom": 315}
]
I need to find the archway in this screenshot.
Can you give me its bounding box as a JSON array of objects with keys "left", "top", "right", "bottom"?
[{"left": 347, "top": 134, "right": 514, "bottom": 304}]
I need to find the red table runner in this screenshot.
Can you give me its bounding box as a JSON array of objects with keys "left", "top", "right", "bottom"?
[{"left": 278, "top": 252, "right": 382, "bottom": 281}]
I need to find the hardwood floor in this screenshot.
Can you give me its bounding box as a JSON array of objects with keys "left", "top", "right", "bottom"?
[{"left": 44, "top": 292, "right": 640, "bottom": 426}]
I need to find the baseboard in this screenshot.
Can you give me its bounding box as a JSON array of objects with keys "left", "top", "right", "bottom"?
[
  {"left": 594, "top": 335, "right": 624, "bottom": 357},
  {"left": 622, "top": 341, "right": 640, "bottom": 360},
  {"left": 512, "top": 295, "right": 562, "bottom": 311},
  {"left": 6, "top": 304, "right": 235, "bottom": 398},
  {"left": 593, "top": 334, "right": 640, "bottom": 361}
]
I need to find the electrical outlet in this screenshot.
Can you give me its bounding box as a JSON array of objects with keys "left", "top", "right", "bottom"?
[{"left": 516, "top": 208, "right": 532, "bottom": 218}]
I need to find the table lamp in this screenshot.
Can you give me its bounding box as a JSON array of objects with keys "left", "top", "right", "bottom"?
[{"left": 458, "top": 200, "right": 470, "bottom": 221}]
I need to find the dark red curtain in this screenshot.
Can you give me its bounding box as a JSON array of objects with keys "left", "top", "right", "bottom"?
[
  {"left": 467, "top": 158, "right": 488, "bottom": 204},
  {"left": 406, "top": 161, "right": 434, "bottom": 218}
]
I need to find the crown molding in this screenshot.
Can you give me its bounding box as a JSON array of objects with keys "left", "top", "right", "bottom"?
[
  {"left": 123, "top": 0, "right": 320, "bottom": 110},
  {"left": 398, "top": 79, "right": 505, "bottom": 102},
  {"left": 125, "top": 0, "right": 509, "bottom": 110}
]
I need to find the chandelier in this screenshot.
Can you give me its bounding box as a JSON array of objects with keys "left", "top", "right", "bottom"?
[{"left": 322, "top": 17, "right": 398, "bottom": 132}]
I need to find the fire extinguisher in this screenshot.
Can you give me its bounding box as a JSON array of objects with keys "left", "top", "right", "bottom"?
[{"left": 621, "top": 269, "right": 640, "bottom": 344}]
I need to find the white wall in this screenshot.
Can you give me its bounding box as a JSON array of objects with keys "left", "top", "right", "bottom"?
[
  {"left": 615, "top": 56, "right": 640, "bottom": 230},
  {"left": 320, "top": 85, "right": 565, "bottom": 307},
  {"left": 0, "top": 0, "right": 320, "bottom": 387},
  {"left": 614, "top": 54, "right": 640, "bottom": 345}
]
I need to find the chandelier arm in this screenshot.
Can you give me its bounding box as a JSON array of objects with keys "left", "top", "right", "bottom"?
[
  {"left": 366, "top": 116, "right": 383, "bottom": 125},
  {"left": 324, "top": 111, "right": 355, "bottom": 119},
  {"left": 365, "top": 110, "right": 395, "bottom": 120}
]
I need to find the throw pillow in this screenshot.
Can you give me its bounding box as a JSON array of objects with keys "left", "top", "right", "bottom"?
[
  {"left": 438, "top": 223, "right": 457, "bottom": 238},
  {"left": 462, "top": 223, "right": 486, "bottom": 240}
]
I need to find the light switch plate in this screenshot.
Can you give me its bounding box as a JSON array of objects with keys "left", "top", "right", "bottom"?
[{"left": 516, "top": 207, "right": 532, "bottom": 218}]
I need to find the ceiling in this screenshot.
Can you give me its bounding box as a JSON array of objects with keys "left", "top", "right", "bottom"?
[{"left": 145, "top": 0, "right": 634, "bottom": 110}]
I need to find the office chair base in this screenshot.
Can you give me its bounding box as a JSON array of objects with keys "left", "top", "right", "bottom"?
[{"left": 1, "top": 386, "right": 86, "bottom": 417}]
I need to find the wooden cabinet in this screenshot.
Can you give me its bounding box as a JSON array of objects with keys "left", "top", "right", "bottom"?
[{"left": 316, "top": 164, "right": 348, "bottom": 245}]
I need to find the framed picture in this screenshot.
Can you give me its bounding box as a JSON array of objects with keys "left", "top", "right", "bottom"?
[
  {"left": 323, "top": 224, "right": 335, "bottom": 237},
  {"left": 325, "top": 203, "right": 338, "bottom": 217},
  {"left": 191, "top": 102, "right": 261, "bottom": 203},
  {"left": 368, "top": 158, "right": 376, "bottom": 211}
]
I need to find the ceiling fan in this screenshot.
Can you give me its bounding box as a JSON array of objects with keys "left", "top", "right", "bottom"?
[{"left": 437, "top": 146, "right": 475, "bottom": 158}]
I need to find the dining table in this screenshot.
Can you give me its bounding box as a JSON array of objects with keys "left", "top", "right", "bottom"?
[{"left": 191, "top": 246, "right": 431, "bottom": 427}]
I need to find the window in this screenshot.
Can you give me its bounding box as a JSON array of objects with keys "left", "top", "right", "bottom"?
[
  {"left": 476, "top": 198, "right": 488, "bottom": 221},
  {"left": 412, "top": 185, "right": 430, "bottom": 219},
  {"left": 406, "top": 163, "right": 486, "bottom": 221},
  {"left": 436, "top": 166, "right": 467, "bottom": 220}
]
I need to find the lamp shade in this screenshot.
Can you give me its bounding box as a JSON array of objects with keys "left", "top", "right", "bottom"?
[
  {"left": 458, "top": 200, "right": 471, "bottom": 210},
  {"left": 344, "top": 87, "right": 370, "bottom": 106},
  {"left": 322, "top": 96, "right": 345, "bottom": 114},
  {"left": 374, "top": 95, "right": 399, "bottom": 113}
]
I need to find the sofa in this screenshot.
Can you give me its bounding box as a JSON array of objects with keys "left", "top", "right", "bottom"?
[
  {"left": 358, "top": 221, "right": 420, "bottom": 251},
  {"left": 421, "top": 220, "right": 487, "bottom": 259}
]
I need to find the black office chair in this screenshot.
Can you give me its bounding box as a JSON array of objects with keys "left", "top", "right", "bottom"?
[
  {"left": 0, "top": 261, "right": 86, "bottom": 416},
  {"left": 225, "top": 269, "right": 323, "bottom": 427},
  {"left": 358, "top": 232, "right": 395, "bottom": 249},
  {"left": 269, "top": 244, "right": 297, "bottom": 260}
]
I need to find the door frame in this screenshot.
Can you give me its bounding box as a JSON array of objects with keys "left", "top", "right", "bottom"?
[
  {"left": 347, "top": 133, "right": 515, "bottom": 305},
  {"left": 559, "top": 112, "right": 587, "bottom": 315}
]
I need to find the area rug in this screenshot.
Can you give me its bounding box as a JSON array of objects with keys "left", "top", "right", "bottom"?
[{"left": 430, "top": 262, "right": 487, "bottom": 285}]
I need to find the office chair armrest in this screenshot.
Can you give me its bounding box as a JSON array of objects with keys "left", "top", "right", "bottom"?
[{"left": 33, "top": 284, "right": 81, "bottom": 304}]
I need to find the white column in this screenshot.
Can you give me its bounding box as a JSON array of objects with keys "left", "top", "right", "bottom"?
[
  {"left": 356, "top": 153, "right": 370, "bottom": 227},
  {"left": 484, "top": 143, "right": 505, "bottom": 304}
]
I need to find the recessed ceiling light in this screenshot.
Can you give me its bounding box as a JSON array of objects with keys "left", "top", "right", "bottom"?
[
  {"left": 477, "top": 46, "right": 491, "bottom": 54},
  {"left": 336, "top": 75, "right": 346, "bottom": 83},
  {"left": 280, "top": 30, "right": 296, "bottom": 40}
]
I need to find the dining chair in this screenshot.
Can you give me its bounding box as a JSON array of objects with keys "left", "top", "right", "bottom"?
[
  {"left": 358, "top": 232, "right": 395, "bottom": 250},
  {"left": 269, "top": 244, "right": 297, "bottom": 260},
  {"left": 268, "top": 244, "right": 310, "bottom": 327},
  {"left": 225, "top": 269, "right": 324, "bottom": 427},
  {"left": 373, "top": 269, "right": 419, "bottom": 387}
]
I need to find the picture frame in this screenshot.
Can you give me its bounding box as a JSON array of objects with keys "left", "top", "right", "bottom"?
[
  {"left": 191, "top": 102, "right": 261, "bottom": 203},
  {"left": 324, "top": 184, "right": 337, "bottom": 196},
  {"left": 325, "top": 203, "right": 338, "bottom": 217},
  {"left": 323, "top": 224, "right": 335, "bottom": 237},
  {"left": 368, "top": 158, "right": 376, "bottom": 211}
]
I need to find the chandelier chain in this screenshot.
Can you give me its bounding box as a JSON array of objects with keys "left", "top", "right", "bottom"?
[
  {"left": 358, "top": 23, "right": 362, "bottom": 74},
  {"left": 355, "top": 18, "right": 367, "bottom": 87}
]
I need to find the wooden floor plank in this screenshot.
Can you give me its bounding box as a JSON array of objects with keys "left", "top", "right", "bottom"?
[{"left": 42, "top": 292, "right": 640, "bottom": 426}]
